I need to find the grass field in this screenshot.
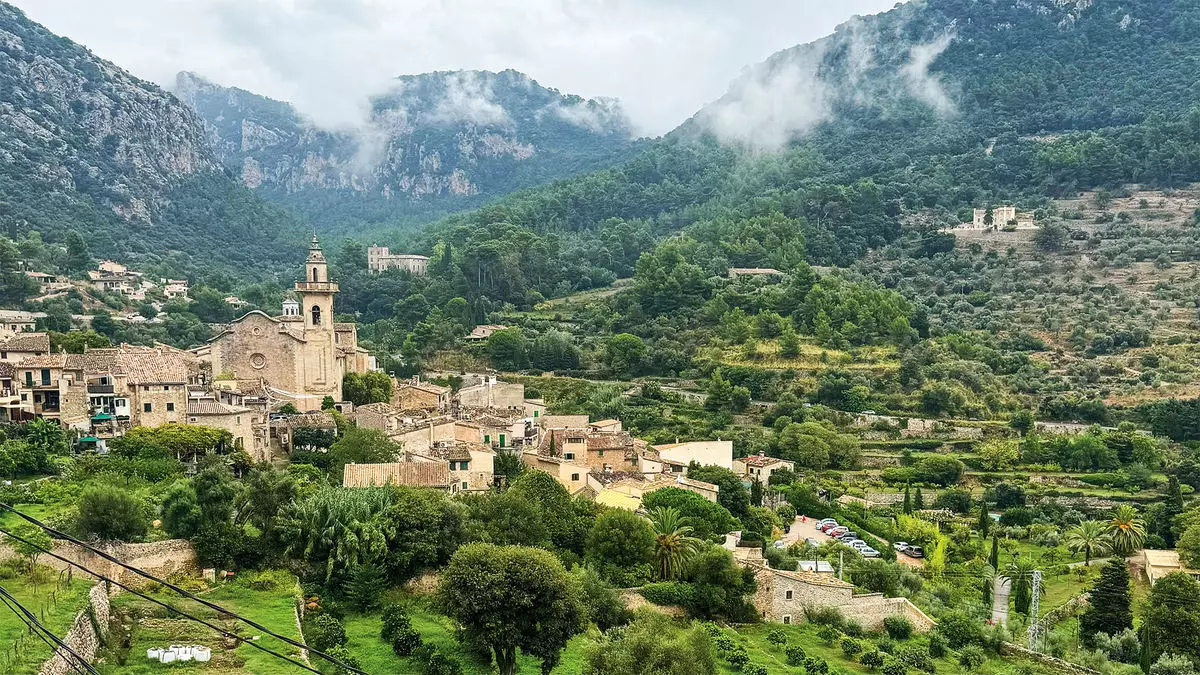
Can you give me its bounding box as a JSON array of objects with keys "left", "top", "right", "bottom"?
[
  {"left": 0, "top": 570, "right": 94, "bottom": 675},
  {"left": 98, "top": 570, "right": 305, "bottom": 675}
]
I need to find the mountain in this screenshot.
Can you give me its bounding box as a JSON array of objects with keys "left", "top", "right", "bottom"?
[
  {"left": 0, "top": 2, "right": 302, "bottom": 279},
  {"left": 399, "top": 0, "right": 1200, "bottom": 306},
  {"left": 174, "top": 69, "right": 641, "bottom": 234}
]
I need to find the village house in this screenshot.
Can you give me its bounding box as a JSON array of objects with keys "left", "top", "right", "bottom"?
[
  {"left": 587, "top": 472, "right": 720, "bottom": 508},
  {"left": 537, "top": 427, "right": 647, "bottom": 473},
  {"left": 163, "top": 279, "right": 190, "bottom": 300},
  {"left": 24, "top": 271, "right": 71, "bottom": 293},
  {"left": 647, "top": 439, "right": 734, "bottom": 473},
  {"left": 0, "top": 310, "right": 43, "bottom": 334},
  {"left": 393, "top": 418, "right": 484, "bottom": 455},
  {"left": 343, "top": 460, "right": 450, "bottom": 489},
  {"left": 463, "top": 325, "right": 507, "bottom": 342},
  {"left": 187, "top": 397, "right": 254, "bottom": 452},
  {"left": 728, "top": 267, "right": 784, "bottom": 279},
  {"left": 0, "top": 364, "right": 21, "bottom": 423},
  {"left": 15, "top": 354, "right": 90, "bottom": 430},
  {"left": 87, "top": 267, "right": 138, "bottom": 294},
  {"left": 191, "top": 237, "right": 373, "bottom": 412},
  {"left": 1143, "top": 549, "right": 1200, "bottom": 584},
  {"left": 968, "top": 206, "right": 1036, "bottom": 230},
  {"left": 392, "top": 377, "right": 451, "bottom": 412},
  {"left": 0, "top": 332, "right": 50, "bottom": 364},
  {"left": 411, "top": 441, "right": 496, "bottom": 492},
  {"left": 733, "top": 453, "right": 795, "bottom": 484},
  {"left": 521, "top": 453, "right": 592, "bottom": 494},
  {"left": 366, "top": 245, "right": 429, "bottom": 275},
  {"left": 747, "top": 561, "right": 935, "bottom": 630}
]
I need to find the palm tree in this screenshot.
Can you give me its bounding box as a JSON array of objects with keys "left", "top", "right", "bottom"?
[
  {"left": 647, "top": 506, "right": 703, "bottom": 581},
  {"left": 1106, "top": 505, "right": 1147, "bottom": 557},
  {"left": 1064, "top": 521, "right": 1112, "bottom": 566}
]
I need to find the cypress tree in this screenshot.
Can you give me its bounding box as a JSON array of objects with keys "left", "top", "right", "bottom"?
[
  {"left": 914, "top": 488, "right": 925, "bottom": 510},
  {"left": 1164, "top": 475, "right": 1184, "bottom": 546},
  {"left": 989, "top": 535, "right": 1000, "bottom": 571},
  {"left": 903, "top": 482, "right": 913, "bottom": 515},
  {"left": 1079, "top": 559, "right": 1133, "bottom": 648},
  {"left": 978, "top": 500, "right": 991, "bottom": 538}
]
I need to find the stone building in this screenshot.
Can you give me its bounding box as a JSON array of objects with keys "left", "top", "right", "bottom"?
[
  {"left": 734, "top": 453, "right": 796, "bottom": 484},
  {"left": 366, "top": 245, "right": 429, "bottom": 275},
  {"left": 343, "top": 461, "right": 450, "bottom": 488},
  {"left": 193, "top": 237, "right": 372, "bottom": 411},
  {"left": 748, "top": 562, "right": 935, "bottom": 630},
  {"left": 186, "top": 397, "right": 254, "bottom": 451},
  {"left": 392, "top": 377, "right": 450, "bottom": 412},
  {"left": 0, "top": 332, "right": 50, "bottom": 364},
  {"left": 412, "top": 441, "right": 496, "bottom": 492},
  {"left": 648, "top": 439, "right": 734, "bottom": 472}
]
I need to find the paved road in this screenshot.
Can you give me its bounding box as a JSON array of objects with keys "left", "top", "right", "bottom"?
[
  {"left": 787, "top": 515, "right": 924, "bottom": 567},
  {"left": 992, "top": 576, "right": 1011, "bottom": 625}
]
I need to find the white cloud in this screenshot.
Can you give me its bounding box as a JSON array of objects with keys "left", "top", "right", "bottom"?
[
  {"left": 10, "top": 0, "right": 899, "bottom": 136},
  {"left": 902, "top": 31, "right": 956, "bottom": 115},
  {"left": 426, "top": 72, "right": 511, "bottom": 127},
  {"left": 547, "top": 98, "right": 627, "bottom": 134}
]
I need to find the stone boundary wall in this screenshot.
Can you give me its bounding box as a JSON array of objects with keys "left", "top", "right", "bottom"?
[
  {"left": 837, "top": 594, "right": 937, "bottom": 632},
  {"left": 1001, "top": 642, "right": 1100, "bottom": 675},
  {"left": 37, "top": 582, "right": 109, "bottom": 675},
  {"left": 0, "top": 539, "right": 197, "bottom": 585}
]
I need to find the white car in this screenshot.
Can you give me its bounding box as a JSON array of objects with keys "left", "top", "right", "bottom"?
[
  {"left": 860, "top": 547, "right": 881, "bottom": 558},
  {"left": 892, "top": 541, "right": 909, "bottom": 551},
  {"left": 846, "top": 540, "right": 869, "bottom": 550},
  {"left": 773, "top": 540, "right": 786, "bottom": 549}
]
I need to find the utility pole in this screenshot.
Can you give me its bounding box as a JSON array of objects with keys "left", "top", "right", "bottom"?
[
  {"left": 838, "top": 550, "right": 844, "bottom": 581},
  {"left": 1027, "top": 569, "right": 1043, "bottom": 652}
]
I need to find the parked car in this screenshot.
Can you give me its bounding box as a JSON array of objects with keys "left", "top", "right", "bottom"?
[
  {"left": 860, "top": 547, "right": 881, "bottom": 558},
  {"left": 805, "top": 538, "right": 821, "bottom": 548},
  {"left": 845, "top": 540, "right": 867, "bottom": 549},
  {"left": 818, "top": 522, "right": 839, "bottom": 533},
  {"left": 893, "top": 541, "right": 909, "bottom": 551},
  {"left": 773, "top": 540, "right": 786, "bottom": 549},
  {"left": 904, "top": 546, "right": 925, "bottom": 558},
  {"left": 835, "top": 530, "right": 858, "bottom": 540},
  {"left": 829, "top": 526, "right": 849, "bottom": 537},
  {"left": 817, "top": 518, "right": 837, "bottom": 525}
]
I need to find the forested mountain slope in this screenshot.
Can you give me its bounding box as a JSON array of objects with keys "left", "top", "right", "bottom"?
[
  {"left": 0, "top": 3, "right": 302, "bottom": 278},
  {"left": 175, "top": 69, "right": 641, "bottom": 235},
  {"left": 403, "top": 0, "right": 1200, "bottom": 306}
]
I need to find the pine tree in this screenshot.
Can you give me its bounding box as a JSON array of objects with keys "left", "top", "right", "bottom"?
[
  {"left": 1079, "top": 559, "right": 1133, "bottom": 648},
  {"left": 903, "top": 482, "right": 913, "bottom": 515},
  {"left": 914, "top": 488, "right": 925, "bottom": 510},
  {"left": 978, "top": 500, "right": 991, "bottom": 538},
  {"left": 779, "top": 323, "right": 802, "bottom": 358}
]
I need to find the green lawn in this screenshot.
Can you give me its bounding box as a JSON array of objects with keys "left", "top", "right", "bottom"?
[
  {"left": 98, "top": 570, "right": 305, "bottom": 675},
  {"left": 0, "top": 569, "right": 94, "bottom": 675}
]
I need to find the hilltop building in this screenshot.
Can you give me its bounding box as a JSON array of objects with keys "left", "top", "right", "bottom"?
[
  {"left": 366, "top": 245, "right": 429, "bottom": 275},
  {"left": 192, "top": 237, "right": 373, "bottom": 411},
  {"left": 969, "top": 206, "right": 1035, "bottom": 230}
]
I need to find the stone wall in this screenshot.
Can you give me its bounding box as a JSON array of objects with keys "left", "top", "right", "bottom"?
[
  {"left": 1000, "top": 642, "right": 1100, "bottom": 675},
  {"left": 750, "top": 563, "right": 935, "bottom": 631},
  {"left": 0, "top": 539, "right": 197, "bottom": 585},
  {"left": 37, "top": 582, "right": 109, "bottom": 675}
]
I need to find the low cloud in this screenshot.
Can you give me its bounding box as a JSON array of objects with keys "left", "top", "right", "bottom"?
[
  {"left": 547, "top": 98, "right": 629, "bottom": 134},
  {"left": 427, "top": 72, "right": 511, "bottom": 127},
  {"left": 901, "top": 31, "right": 956, "bottom": 115}
]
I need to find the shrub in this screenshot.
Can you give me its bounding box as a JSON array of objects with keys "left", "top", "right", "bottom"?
[
  {"left": 958, "top": 645, "right": 987, "bottom": 669},
  {"left": 927, "top": 631, "right": 948, "bottom": 658},
  {"left": 786, "top": 644, "right": 807, "bottom": 665},
  {"left": 804, "top": 605, "right": 845, "bottom": 628},
  {"left": 413, "top": 646, "right": 463, "bottom": 675},
  {"left": 898, "top": 645, "right": 935, "bottom": 673},
  {"left": 861, "top": 650, "right": 886, "bottom": 670},
  {"left": 306, "top": 614, "right": 348, "bottom": 652},
  {"left": 639, "top": 581, "right": 693, "bottom": 607},
  {"left": 818, "top": 624, "right": 842, "bottom": 645},
  {"left": 877, "top": 637, "right": 897, "bottom": 654},
  {"left": 380, "top": 604, "right": 423, "bottom": 657},
  {"left": 725, "top": 646, "right": 750, "bottom": 670},
  {"left": 842, "top": 619, "right": 865, "bottom": 637},
  {"left": 842, "top": 636, "right": 864, "bottom": 659},
  {"left": 766, "top": 628, "right": 787, "bottom": 648},
  {"left": 804, "top": 655, "right": 829, "bottom": 674},
  {"left": 884, "top": 616, "right": 914, "bottom": 641},
  {"left": 76, "top": 485, "right": 147, "bottom": 541},
  {"left": 1151, "top": 653, "right": 1199, "bottom": 675},
  {"left": 324, "top": 644, "right": 361, "bottom": 675},
  {"left": 935, "top": 611, "right": 982, "bottom": 649},
  {"left": 881, "top": 658, "right": 907, "bottom": 675},
  {"left": 743, "top": 665, "right": 768, "bottom": 675}
]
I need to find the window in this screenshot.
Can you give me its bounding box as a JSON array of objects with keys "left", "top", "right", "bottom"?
[
  {"left": 143, "top": 403, "right": 153, "bottom": 413},
  {"left": 564, "top": 452, "right": 575, "bottom": 460},
  {"left": 236, "top": 416, "right": 241, "bottom": 424},
  {"left": 460, "top": 461, "right": 469, "bottom": 471},
  {"left": 0, "top": 351, "right": 6, "bottom": 359},
  {"left": 484, "top": 434, "right": 490, "bottom": 444},
  {"left": 782, "top": 616, "right": 791, "bottom": 625},
  {"left": 785, "top": 590, "right": 793, "bottom": 600},
  {"left": 40, "top": 369, "right": 50, "bottom": 386},
  {"left": 571, "top": 473, "right": 580, "bottom": 481},
  {"left": 461, "top": 481, "right": 468, "bottom": 490},
  {"left": 166, "top": 402, "right": 175, "bottom": 412},
  {"left": 163, "top": 385, "right": 170, "bottom": 391},
  {"left": 312, "top": 267, "right": 319, "bottom": 282},
  {"left": 311, "top": 305, "right": 322, "bottom": 325},
  {"left": 24, "top": 371, "right": 31, "bottom": 387},
  {"left": 598, "top": 449, "right": 604, "bottom": 456}
]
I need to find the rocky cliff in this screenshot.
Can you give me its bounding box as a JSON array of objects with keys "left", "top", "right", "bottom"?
[{"left": 174, "top": 69, "right": 639, "bottom": 233}]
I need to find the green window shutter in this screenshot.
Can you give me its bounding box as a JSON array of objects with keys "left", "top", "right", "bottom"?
[{"left": 499, "top": 434, "right": 506, "bottom": 448}]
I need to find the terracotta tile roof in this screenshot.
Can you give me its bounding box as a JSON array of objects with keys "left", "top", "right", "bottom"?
[
  {"left": 119, "top": 351, "right": 189, "bottom": 384},
  {"left": 0, "top": 332, "right": 50, "bottom": 353},
  {"left": 188, "top": 399, "right": 251, "bottom": 415},
  {"left": 356, "top": 402, "right": 401, "bottom": 415},
  {"left": 742, "top": 454, "right": 791, "bottom": 468},
  {"left": 16, "top": 354, "right": 69, "bottom": 369},
  {"left": 588, "top": 470, "right": 643, "bottom": 486},
  {"left": 342, "top": 461, "right": 449, "bottom": 488},
  {"left": 285, "top": 412, "right": 337, "bottom": 429},
  {"left": 586, "top": 431, "right": 633, "bottom": 450},
  {"left": 419, "top": 443, "right": 478, "bottom": 462}
]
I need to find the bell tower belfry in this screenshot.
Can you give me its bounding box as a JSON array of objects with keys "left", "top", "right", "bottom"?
[{"left": 296, "top": 235, "right": 337, "bottom": 331}]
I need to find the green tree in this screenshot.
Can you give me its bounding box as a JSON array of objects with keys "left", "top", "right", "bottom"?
[
  {"left": 342, "top": 371, "right": 393, "bottom": 406},
  {"left": 77, "top": 485, "right": 147, "bottom": 541},
  {"left": 902, "top": 482, "right": 913, "bottom": 515},
  {"left": 605, "top": 333, "right": 645, "bottom": 377},
  {"left": 278, "top": 487, "right": 391, "bottom": 583},
  {"left": 437, "top": 543, "right": 585, "bottom": 675},
  {"left": 1144, "top": 573, "right": 1200, "bottom": 665},
  {"left": 193, "top": 462, "right": 237, "bottom": 528},
  {"left": 687, "top": 464, "right": 749, "bottom": 518},
  {"left": 581, "top": 610, "right": 715, "bottom": 675},
  {"left": 648, "top": 506, "right": 703, "bottom": 581},
  {"left": 779, "top": 323, "right": 802, "bottom": 358},
  {"left": 1079, "top": 559, "right": 1132, "bottom": 647},
  {"left": 63, "top": 230, "right": 91, "bottom": 273},
  {"left": 487, "top": 328, "right": 530, "bottom": 371},
  {"left": 977, "top": 500, "right": 991, "bottom": 538},
  {"left": 1178, "top": 524, "right": 1200, "bottom": 570},
  {"left": 329, "top": 427, "right": 401, "bottom": 476},
  {"left": 1002, "top": 557, "right": 1044, "bottom": 615},
  {"left": 975, "top": 439, "right": 1020, "bottom": 471},
  {"left": 346, "top": 562, "right": 388, "bottom": 611},
  {"left": 382, "top": 487, "right": 466, "bottom": 582},
  {"left": 1065, "top": 521, "right": 1112, "bottom": 566},
  {"left": 1010, "top": 410, "right": 1035, "bottom": 436},
  {"left": 585, "top": 509, "right": 655, "bottom": 586},
  {"left": 5, "top": 523, "right": 51, "bottom": 581},
  {"left": 160, "top": 482, "right": 203, "bottom": 538}
]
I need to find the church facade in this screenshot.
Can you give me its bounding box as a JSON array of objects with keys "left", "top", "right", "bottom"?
[{"left": 193, "top": 237, "right": 372, "bottom": 411}]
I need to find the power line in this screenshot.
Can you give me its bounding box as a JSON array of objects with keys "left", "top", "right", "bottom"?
[
  {"left": 0, "top": 526, "right": 327, "bottom": 675},
  {"left": 0, "top": 584, "right": 100, "bottom": 675},
  {"left": 0, "top": 504, "right": 369, "bottom": 675}
]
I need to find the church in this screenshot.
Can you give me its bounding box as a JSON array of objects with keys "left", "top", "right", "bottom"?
[{"left": 192, "top": 237, "right": 373, "bottom": 411}]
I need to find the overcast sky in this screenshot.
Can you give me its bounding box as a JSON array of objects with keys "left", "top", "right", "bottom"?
[{"left": 14, "top": 0, "right": 899, "bottom": 136}]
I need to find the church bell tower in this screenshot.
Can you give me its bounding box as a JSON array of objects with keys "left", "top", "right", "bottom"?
[{"left": 296, "top": 235, "right": 338, "bottom": 331}]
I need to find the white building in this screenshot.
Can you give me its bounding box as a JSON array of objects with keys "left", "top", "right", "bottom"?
[{"left": 367, "top": 245, "right": 430, "bottom": 275}]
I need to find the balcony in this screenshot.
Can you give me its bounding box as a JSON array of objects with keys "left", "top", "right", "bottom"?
[
  {"left": 293, "top": 281, "right": 339, "bottom": 293},
  {"left": 88, "top": 384, "right": 115, "bottom": 394}
]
